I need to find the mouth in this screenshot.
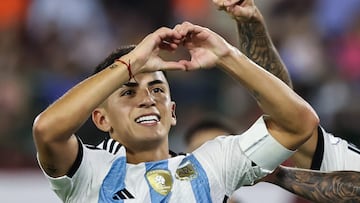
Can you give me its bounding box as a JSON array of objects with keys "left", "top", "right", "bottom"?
[{"left": 135, "top": 114, "right": 160, "bottom": 124}]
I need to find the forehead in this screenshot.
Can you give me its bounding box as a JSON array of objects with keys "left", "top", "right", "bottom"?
[{"left": 130, "top": 71, "right": 169, "bottom": 86}]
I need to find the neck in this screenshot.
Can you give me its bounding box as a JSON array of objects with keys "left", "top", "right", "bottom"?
[{"left": 126, "top": 146, "right": 171, "bottom": 164}]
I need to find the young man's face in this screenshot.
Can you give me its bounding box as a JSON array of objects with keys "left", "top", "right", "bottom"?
[{"left": 100, "top": 71, "right": 176, "bottom": 149}]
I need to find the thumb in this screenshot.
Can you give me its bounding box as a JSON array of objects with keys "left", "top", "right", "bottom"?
[
  {"left": 161, "top": 61, "right": 187, "bottom": 71},
  {"left": 227, "top": 5, "right": 255, "bottom": 20}
]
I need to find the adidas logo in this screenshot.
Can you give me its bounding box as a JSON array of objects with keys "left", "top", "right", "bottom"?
[{"left": 113, "top": 188, "right": 135, "bottom": 200}]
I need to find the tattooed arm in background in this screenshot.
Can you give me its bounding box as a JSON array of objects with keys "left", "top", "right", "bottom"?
[
  {"left": 213, "top": 0, "right": 292, "bottom": 87},
  {"left": 263, "top": 166, "right": 360, "bottom": 203}
]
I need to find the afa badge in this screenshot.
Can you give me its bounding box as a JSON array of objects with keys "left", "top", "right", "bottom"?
[
  {"left": 146, "top": 169, "right": 173, "bottom": 195},
  {"left": 175, "top": 161, "right": 197, "bottom": 181}
]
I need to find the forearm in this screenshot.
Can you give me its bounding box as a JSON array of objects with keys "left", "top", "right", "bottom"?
[
  {"left": 236, "top": 8, "right": 292, "bottom": 88},
  {"left": 218, "top": 49, "right": 318, "bottom": 149},
  {"left": 33, "top": 54, "right": 135, "bottom": 141},
  {"left": 33, "top": 55, "right": 136, "bottom": 177},
  {"left": 176, "top": 20, "right": 317, "bottom": 148},
  {"left": 269, "top": 166, "right": 360, "bottom": 203}
]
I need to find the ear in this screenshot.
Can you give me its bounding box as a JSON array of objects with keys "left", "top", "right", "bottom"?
[
  {"left": 170, "top": 102, "right": 177, "bottom": 126},
  {"left": 92, "top": 108, "right": 112, "bottom": 132}
]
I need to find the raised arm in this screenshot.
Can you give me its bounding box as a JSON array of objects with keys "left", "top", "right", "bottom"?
[
  {"left": 213, "top": 0, "right": 292, "bottom": 87},
  {"left": 213, "top": 0, "right": 321, "bottom": 168},
  {"left": 264, "top": 166, "right": 360, "bottom": 203},
  {"left": 32, "top": 27, "right": 186, "bottom": 177},
  {"left": 174, "top": 22, "right": 319, "bottom": 150}
]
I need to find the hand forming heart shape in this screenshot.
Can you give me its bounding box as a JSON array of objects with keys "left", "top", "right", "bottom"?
[{"left": 128, "top": 21, "right": 236, "bottom": 75}]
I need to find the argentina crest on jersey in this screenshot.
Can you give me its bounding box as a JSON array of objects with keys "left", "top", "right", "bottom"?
[{"left": 146, "top": 169, "right": 173, "bottom": 195}]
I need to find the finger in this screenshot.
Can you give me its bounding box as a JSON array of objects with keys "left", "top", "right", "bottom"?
[
  {"left": 178, "top": 59, "right": 200, "bottom": 71},
  {"left": 227, "top": 4, "right": 255, "bottom": 19},
  {"left": 162, "top": 61, "right": 187, "bottom": 71},
  {"left": 224, "top": 0, "right": 244, "bottom": 7},
  {"left": 176, "top": 21, "right": 195, "bottom": 36},
  {"left": 173, "top": 24, "right": 182, "bottom": 33},
  {"left": 159, "top": 41, "right": 179, "bottom": 51},
  {"left": 212, "top": 0, "right": 224, "bottom": 10},
  {"left": 182, "top": 24, "right": 203, "bottom": 39},
  {"left": 212, "top": 0, "right": 222, "bottom": 6},
  {"left": 162, "top": 36, "right": 181, "bottom": 46},
  {"left": 156, "top": 27, "right": 183, "bottom": 42}
]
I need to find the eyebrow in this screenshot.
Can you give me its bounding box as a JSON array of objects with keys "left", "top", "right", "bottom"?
[
  {"left": 148, "top": 80, "right": 165, "bottom": 86},
  {"left": 123, "top": 82, "right": 138, "bottom": 87},
  {"left": 123, "top": 80, "right": 165, "bottom": 88}
]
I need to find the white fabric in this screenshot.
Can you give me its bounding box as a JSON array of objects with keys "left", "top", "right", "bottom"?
[
  {"left": 320, "top": 127, "right": 360, "bottom": 171},
  {"left": 39, "top": 116, "right": 295, "bottom": 203},
  {"left": 237, "top": 117, "right": 294, "bottom": 171}
]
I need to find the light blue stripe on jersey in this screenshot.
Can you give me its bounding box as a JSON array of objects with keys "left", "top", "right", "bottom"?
[
  {"left": 187, "top": 154, "right": 212, "bottom": 203},
  {"left": 99, "top": 157, "right": 127, "bottom": 203},
  {"left": 145, "top": 160, "right": 172, "bottom": 203}
]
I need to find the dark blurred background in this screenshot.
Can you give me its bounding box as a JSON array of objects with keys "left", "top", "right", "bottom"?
[{"left": 0, "top": 0, "right": 360, "bottom": 201}]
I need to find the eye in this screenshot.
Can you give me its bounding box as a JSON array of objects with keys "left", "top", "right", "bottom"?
[
  {"left": 121, "top": 89, "right": 135, "bottom": 96},
  {"left": 152, "top": 87, "right": 164, "bottom": 93}
]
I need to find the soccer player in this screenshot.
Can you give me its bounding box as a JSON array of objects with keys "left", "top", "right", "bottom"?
[
  {"left": 32, "top": 22, "right": 318, "bottom": 202},
  {"left": 214, "top": 0, "right": 360, "bottom": 171}
]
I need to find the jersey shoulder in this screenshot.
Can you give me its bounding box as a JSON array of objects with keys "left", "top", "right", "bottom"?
[{"left": 96, "top": 137, "right": 122, "bottom": 155}]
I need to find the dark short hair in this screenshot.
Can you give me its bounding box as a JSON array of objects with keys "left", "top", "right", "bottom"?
[
  {"left": 184, "top": 118, "right": 237, "bottom": 145},
  {"left": 93, "top": 45, "right": 136, "bottom": 75}
]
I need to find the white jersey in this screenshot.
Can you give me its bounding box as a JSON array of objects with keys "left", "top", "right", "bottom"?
[
  {"left": 311, "top": 126, "right": 360, "bottom": 171},
  {"left": 39, "top": 116, "right": 294, "bottom": 203}
]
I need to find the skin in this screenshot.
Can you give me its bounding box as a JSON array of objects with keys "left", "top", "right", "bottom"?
[
  {"left": 265, "top": 166, "right": 360, "bottom": 203},
  {"left": 93, "top": 72, "right": 177, "bottom": 163},
  {"left": 33, "top": 22, "right": 318, "bottom": 181},
  {"left": 213, "top": 0, "right": 318, "bottom": 169}
]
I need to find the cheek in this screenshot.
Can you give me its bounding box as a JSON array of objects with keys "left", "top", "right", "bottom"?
[{"left": 107, "top": 105, "right": 132, "bottom": 125}]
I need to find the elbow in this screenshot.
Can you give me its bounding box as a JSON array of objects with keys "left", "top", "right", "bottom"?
[
  {"left": 306, "top": 106, "right": 320, "bottom": 134},
  {"left": 33, "top": 112, "right": 78, "bottom": 145},
  {"left": 32, "top": 113, "right": 56, "bottom": 144},
  {"left": 298, "top": 106, "right": 320, "bottom": 143},
  {"left": 32, "top": 114, "right": 48, "bottom": 142}
]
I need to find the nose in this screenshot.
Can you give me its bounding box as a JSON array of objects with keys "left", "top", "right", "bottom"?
[{"left": 138, "top": 89, "right": 155, "bottom": 108}]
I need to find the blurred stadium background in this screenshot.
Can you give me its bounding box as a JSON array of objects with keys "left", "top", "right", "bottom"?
[{"left": 1, "top": 0, "right": 360, "bottom": 202}]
